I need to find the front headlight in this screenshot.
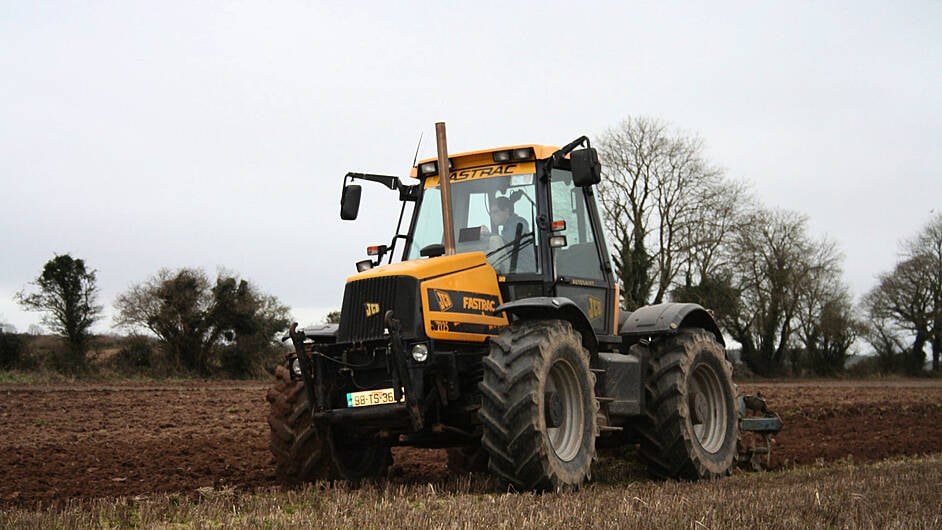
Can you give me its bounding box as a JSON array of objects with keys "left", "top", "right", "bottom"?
[{"left": 411, "top": 343, "right": 429, "bottom": 363}]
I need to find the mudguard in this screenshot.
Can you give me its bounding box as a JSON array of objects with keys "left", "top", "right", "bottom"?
[
  {"left": 495, "top": 296, "right": 598, "bottom": 353},
  {"left": 620, "top": 302, "right": 724, "bottom": 346}
]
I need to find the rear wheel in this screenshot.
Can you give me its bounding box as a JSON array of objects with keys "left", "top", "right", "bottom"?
[
  {"left": 638, "top": 328, "right": 738, "bottom": 479},
  {"left": 266, "top": 364, "right": 331, "bottom": 481},
  {"left": 480, "top": 319, "right": 598, "bottom": 491}
]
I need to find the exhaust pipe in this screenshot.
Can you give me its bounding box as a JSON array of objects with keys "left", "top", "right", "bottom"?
[{"left": 435, "top": 122, "right": 456, "bottom": 255}]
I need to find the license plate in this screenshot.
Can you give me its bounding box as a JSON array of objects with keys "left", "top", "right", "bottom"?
[{"left": 346, "top": 387, "right": 401, "bottom": 408}]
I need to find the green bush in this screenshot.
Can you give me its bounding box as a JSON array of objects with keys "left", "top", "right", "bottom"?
[
  {"left": 219, "top": 342, "right": 286, "bottom": 379},
  {"left": 115, "top": 335, "right": 155, "bottom": 369},
  {"left": 0, "top": 332, "right": 25, "bottom": 369}
]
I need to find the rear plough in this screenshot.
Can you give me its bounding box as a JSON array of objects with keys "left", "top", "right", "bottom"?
[{"left": 737, "top": 392, "right": 783, "bottom": 471}]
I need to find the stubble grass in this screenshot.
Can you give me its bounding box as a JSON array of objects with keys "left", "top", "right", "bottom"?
[{"left": 3, "top": 453, "right": 940, "bottom": 529}]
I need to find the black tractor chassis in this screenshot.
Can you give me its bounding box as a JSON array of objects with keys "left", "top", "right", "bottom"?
[{"left": 288, "top": 321, "right": 486, "bottom": 448}]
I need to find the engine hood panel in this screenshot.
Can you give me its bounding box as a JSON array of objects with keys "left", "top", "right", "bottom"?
[{"left": 347, "top": 252, "right": 488, "bottom": 282}]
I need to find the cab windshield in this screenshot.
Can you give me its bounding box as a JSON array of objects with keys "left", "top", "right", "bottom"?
[{"left": 406, "top": 172, "right": 540, "bottom": 274}]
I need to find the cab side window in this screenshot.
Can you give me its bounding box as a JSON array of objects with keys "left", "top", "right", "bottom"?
[{"left": 550, "top": 170, "right": 604, "bottom": 280}]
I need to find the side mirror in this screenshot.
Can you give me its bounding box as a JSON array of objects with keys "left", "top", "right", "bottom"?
[
  {"left": 571, "top": 148, "right": 601, "bottom": 187},
  {"left": 420, "top": 243, "right": 446, "bottom": 258},
  {"left": 340, "top": 184, "right": 362, "bottom": 220}
]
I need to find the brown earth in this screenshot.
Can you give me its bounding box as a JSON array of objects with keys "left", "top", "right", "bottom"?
[{"left": 1, "top": 379, "right": 940, "bottom": 506}]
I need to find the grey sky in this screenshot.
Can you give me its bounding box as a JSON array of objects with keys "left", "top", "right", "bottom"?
[{"left": 1, "top": 1, "right": 940, "bottom": 332}]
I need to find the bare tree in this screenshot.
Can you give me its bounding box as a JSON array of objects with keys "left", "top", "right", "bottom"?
[
  {"left": 597, "top": 117, "right": 857, "bottom": 377},
  {"left": 676, "top": 178, "right": 750, "bottom": 282},
  {"left": 795, "top": 283, "right": 862, "bottom": 376},
  {"left": 596, "top": 118, "right": 658, "bottom": 310},
  {"left": 722, "top": 208, "right": 845, "bottom": 375},
  {"left": 861, "top": 214, "right": 942, "bottom": 375},
  {"left": 862, "top": 256, "right": 933, "bottom": 374},
  {"left": 863, "top": 315, "right": 908, "bottom": 373},
  {"left": 906, "top": 213, "right": 942, "bottom": 371},
  {"left": 596, "top": 117, "right": 727, "bottom": 309}
]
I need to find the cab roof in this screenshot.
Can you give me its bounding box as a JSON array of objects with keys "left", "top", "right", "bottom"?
[{"left": 409, "top": 144, "right": 561, "bottom": 179}]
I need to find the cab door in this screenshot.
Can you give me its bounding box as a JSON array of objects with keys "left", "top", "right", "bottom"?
[{"left": 549, "top": 169, "right": 616, "bottom": 336}]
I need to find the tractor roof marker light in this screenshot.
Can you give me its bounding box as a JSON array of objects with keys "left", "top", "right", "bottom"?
[
  {"left": 512, "top": 147, "right": 534, "bottom": 160},
  {"left": 419, "top": 161, "right": 438, "bottom": 176},
  {"left": 419, "top": 159, "right": 455, "bottom": 177},
  {"left": 493, "top": 148, "right": 534, "bottom": 163}
]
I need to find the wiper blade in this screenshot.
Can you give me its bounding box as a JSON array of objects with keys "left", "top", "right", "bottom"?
[{"left": 486, "top": 232, "right": 534, "bottom": 259}]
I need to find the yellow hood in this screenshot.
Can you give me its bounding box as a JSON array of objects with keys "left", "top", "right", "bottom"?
[{"left": 346, "top": 252, "right": 488, "bottom": 283}]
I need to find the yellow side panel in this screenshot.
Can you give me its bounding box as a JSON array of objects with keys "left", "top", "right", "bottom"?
[
  {"left": 612, "top": 283, "right": 620, "bottom": 335},
  {"left": 420, "top": 264, "right": 508, "bottom": 342}
]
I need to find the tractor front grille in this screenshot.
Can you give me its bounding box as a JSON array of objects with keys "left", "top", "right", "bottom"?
[{"left": 337, "top": 275, "right": 421, "bottom": 343}]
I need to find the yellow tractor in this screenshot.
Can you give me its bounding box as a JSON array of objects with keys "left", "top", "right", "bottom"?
[{"left": 267, "top": 125, "right": 779, "bottom": 491}]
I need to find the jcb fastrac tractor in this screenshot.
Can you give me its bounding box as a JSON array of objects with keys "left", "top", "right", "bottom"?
[{"left": 267, "top": 124, "right": 780, "bottom": 491}]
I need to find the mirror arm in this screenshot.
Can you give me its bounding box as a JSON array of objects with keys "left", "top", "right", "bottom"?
[
  {"left": 550, "top": 136, "right": 591, "bottom": 166},
  {"left": 345, "top": 172, "right": 402, "bottom": 191}
]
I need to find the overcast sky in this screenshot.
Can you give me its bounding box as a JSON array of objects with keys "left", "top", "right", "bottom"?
[{"left": 1, "top": 1, "right": 940, "bottom": 333}]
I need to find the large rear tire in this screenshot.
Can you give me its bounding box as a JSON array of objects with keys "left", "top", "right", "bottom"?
[
  {"left": 638, "top": 328, "right": 738, "bottom": 479},
  {"left": 266, "top": 364, "right": 331, "bottom": 481},
  {"left": 480, "top": 319, "right": 598, "bottom": 491}
]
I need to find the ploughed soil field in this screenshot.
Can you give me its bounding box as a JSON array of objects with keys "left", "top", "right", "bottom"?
[{"left": 1, "top": 379, "right": 940, "bottom": 506}]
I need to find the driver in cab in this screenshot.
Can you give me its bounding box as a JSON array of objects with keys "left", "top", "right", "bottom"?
[
  {"left": 485, "top": 196, "right": 529, "bottom": 241},
  {"left": 480, "top": 196, "right": 535, "bottom": 273}
]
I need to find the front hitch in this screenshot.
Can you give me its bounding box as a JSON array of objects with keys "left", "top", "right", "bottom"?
[
  {"left": 385, "top": 310, "right": 424, "bottom": 431},
  {"left": 287, "top": 322, "right": 326, "bottom": 414}
]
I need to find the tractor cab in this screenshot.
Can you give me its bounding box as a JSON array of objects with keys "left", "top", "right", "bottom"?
[{"left": 340, "top": 139, "right": 620, "bottom": 344}]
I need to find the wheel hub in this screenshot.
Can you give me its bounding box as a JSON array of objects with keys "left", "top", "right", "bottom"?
[
  {"left": 689, "top": 362, "right": 730, "bottom": 454},
  {"left": 546, "top": 359, "right": 585, "bottom": 462},
  {"left": 544, "top": 391, "right": 563, "bottom": 428},
  {"left": 690, "top": 391, "right": 708, "bottom": 424}
]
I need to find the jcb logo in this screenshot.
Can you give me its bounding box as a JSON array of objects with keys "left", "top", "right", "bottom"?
[
  {"left": 364, "top": 303, "right": 380, "bottom": 317},
  {"left": 434, "top": 290, "right": 453, "bottom": 311},
  {"left": 587, "top": 296, "right": 603, "bottom": 321}
]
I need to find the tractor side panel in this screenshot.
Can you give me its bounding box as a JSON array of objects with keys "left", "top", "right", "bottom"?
[{"left": 421, "top": 264, "right": 508, "bottom": 342}]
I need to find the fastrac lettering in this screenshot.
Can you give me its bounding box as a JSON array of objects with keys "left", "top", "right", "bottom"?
[
  {"left": 449, "top": 164, "right": 517, "bottom": 181},
  {"left": 462, "top": 296, "right": 496, "bottom": 312}
]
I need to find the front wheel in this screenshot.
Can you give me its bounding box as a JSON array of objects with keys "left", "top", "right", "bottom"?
[
  {"left": 327, "top": 426, "right": 391, "bottom": 482},
  {"left": 266, "top": 364, "right": 331, "bottom": 481},
  {"left": 446, "top": 445, "right": 489, "bottom": 474},
  {"left": 479, "top": 319, "right": 598, "bottom": 491},
  {"left": 638, "top": 328, "right": 739, "bottom": 479}
]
